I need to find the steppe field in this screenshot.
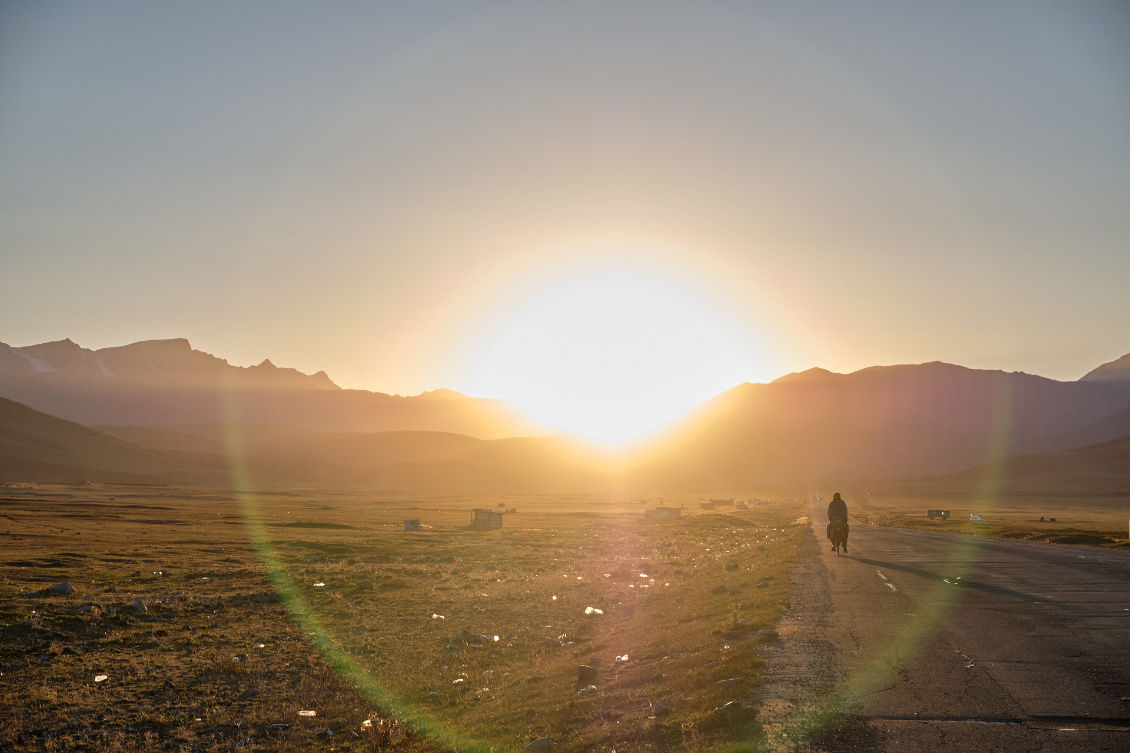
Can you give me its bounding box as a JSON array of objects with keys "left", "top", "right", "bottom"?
[
  {"left": 846, "top": 487, "right": 1130, "bottom": 549},
  {"left": 0, "top": 484, "right": 805, "bottom": 753}
]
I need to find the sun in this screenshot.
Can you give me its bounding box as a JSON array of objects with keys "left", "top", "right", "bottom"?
[{"left": 459, "top": 262, "right": 766, "bottom": 446}]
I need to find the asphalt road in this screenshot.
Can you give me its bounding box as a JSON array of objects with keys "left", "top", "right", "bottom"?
[{"left": 759, "top": 492, "right": 1130, "bottom": 752}]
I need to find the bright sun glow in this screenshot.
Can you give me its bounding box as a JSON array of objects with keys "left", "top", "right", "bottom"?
[{"left": 461, "top": 264, "right": 765, "bottom": 446}]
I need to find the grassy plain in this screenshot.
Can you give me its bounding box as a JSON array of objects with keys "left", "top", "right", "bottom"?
[
  {"left": 841, "top": 486, "right": 1130, "bottom": 549},
  {"left": 1, "top": 484, "right": 806, "bottom": 752}
]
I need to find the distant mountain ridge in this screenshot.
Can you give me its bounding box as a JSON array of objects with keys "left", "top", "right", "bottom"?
[
  {"left": 631, "top": 359, "right": 1130, "bottom": 488},
  {"left": 0, "top": 338, "right": 538, "bottom": 439},
  {"left": 0, "top": 338, "right": 338, "bottom": 390},
  {"left": 1080, "top": 352, "right": 1130, "bottom": 387}
]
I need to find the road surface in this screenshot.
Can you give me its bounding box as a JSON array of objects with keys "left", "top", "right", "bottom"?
[{"left": 758, "top": 491, "right": 1130, "bottom": 751}]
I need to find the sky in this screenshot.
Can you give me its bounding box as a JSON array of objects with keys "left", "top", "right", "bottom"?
[{"left": 2, "top": 1, "right": 1129, "bottom": 441}]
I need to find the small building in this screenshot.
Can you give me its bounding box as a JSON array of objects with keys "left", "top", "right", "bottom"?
[
  {"left": 926, "top": 510, "right": 950, "bottom": 519},
  {"left": 644, "top": 506, "right": 682, "bottom": 520},
  {"left": 404, "top": 518, "right": 422, "bottom": 531},
  {"left": 701, "top": 501, "right": 715, "bottom": 510},
  {"left": 471, "top": 508, "right": 504, "bottom": 530}
]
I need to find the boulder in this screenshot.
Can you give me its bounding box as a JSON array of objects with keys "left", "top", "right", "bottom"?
[
  {"left": 711, "top": 584, "right": 728, "bottom": 595},
  {"left": 577, "top": 665, "right": 598, "bottom": 683},
  {"left": 523, "top": 738, "right": 553, "bottom": 753},
  {"left": 713, "top": 700, "right": 756, "bottom": 723},
  {"left": 50, "top": 582, "right": 74, "bottom": 594},
  {"left": 354, "top": 580, "right": 375, "bottom": 591},
  {"left": 756, "top": 629, "right": 779, "bottom": 643},
  {"left": 132, "top": 598, "right": 147, "bottom": 614}
]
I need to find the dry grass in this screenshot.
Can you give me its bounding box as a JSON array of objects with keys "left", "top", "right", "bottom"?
[{"left": 0, "top": 484, "right": 806, "bottom": 752}]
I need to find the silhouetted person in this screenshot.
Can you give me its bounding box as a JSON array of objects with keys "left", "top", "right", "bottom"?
[{"left": 827, "top": 492, "right": 848, "bottom": 553}]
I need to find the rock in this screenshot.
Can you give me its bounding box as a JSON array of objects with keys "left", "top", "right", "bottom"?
[
  {"left": 757, "top": 545, "right": 765, "bottom": 552},
  {"left": 725, "top": 562, "right": 739, "bottom": 571},
  {"left": 756, "top": 575, "right": 773, "bottom": 584},
  {"left": 651, "top": 703, "right": 672, "bottom": 717},
  {"left": 354, "top": 580, "right": 374, "bottom": 591},
  {"left": 50, "top": 582, "right": 74, "bottom": 594},
  {"left": 79, "top": 605, "right": 97, "bottom": 614},
  {"left": 523, "top": 737, "right": 553, "bottom": 753},
  {"left": 713, "top": 700, "right": 756, "bottom": 723},
  {"left": 105, "top": 585, "right": 116, "bottom": 592},
  {"left": 576, "top": 685, "right": 597, "bottom": 697},
  {"left": 728, "top": 588, "right": 741, "bottom": 596},
  {"left": 711, "top": 584, "right": 728, "bottom": 595},
  {"left": 757, "top": 629, "right": 779, "bottom": 643},
  {"left": 455, "top": 629, "right": 485, "bottom": 644},
  {"left": 577, "top": 665, "right": 598, "bottom": 683},
  {"left": 132, "top": 598, "right": 147, "bottom": 614},
  {"left": 721, "top": 631, "right": 743, "bottom": 641},
  {"left": 755, "top": 582, "right": 769, "bottom": 589}
]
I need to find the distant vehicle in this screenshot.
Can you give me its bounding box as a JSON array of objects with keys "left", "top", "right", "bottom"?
[{"left": 970, "top": 514, "right": 982, "bottom": 521}]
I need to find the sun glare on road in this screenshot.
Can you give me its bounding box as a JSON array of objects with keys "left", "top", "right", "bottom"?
[{"left": 461, "top": 264, "right": 765, "bottom": 446}]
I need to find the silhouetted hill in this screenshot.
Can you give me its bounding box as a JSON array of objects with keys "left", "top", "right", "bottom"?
[
  {"left": 96, "top": 423, "right": 615, "bottom": 492},
  {"left": 1079, "top": 352, "right": 1130, "bottom": 388},
  {"left": 889, "top": 435, "right": 1130, "bottom": 497},
  {"left": 630, "top": 362, "right": 1130, "bottom": 489},
  {"left": 0, "top": 396, "right": 223, "bottom": 484},
  {"left": 0, "top": 338, "right": 538, "bottom": 438}
]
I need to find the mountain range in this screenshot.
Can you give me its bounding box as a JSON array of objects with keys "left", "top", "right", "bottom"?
[
  {"left": 2, "top": 337, "right": 1129, "bottom": 493},
  {"left": 0, "top": 338, "right": 537, "bottom": 438}
]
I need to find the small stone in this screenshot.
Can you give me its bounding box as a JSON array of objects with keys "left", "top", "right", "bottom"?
[
  {"left": 757, "top": 545, "right": 765, "bottom": 552},
  {"left": 577, "top": 665, "right": 598, "bottom": 683},
  {"left": 728, "top": 588, "right": 741, "bottom": 596},
  {"left": 132, "top": 598, "right": 147, "bottom": 614},
  {"left": 105, "top": 585, "right": 116, "bottom": 593},
  {"left": 354, "top": 580, "right": 374, "bottom": 591},
  {"left": 725, "top": 562, "right": 739, "bottom": 571},
  {"left": 711, "top": 584, "right": 728, "bottom": 595},
  {"left": 757, "top": 629, "right": 779, "bottom": 643},
  {"left": 50, "top": 582, "right": 74, "bottom": 594},
  {"left": 755, "top": 582, "right": 769, "bottom": 589},
  {"left": 652, "top": 703, "right": 672, "bottom": 717},
  {"left": 79, "top": 605, "right": 97, "bottom": 614},
  {"left": 523, "top": 737, "right": 553, "bottom": 753}
]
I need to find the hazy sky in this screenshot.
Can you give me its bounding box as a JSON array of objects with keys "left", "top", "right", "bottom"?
[{"left": 2, "top": 1, "right": 1128, "bottom": 432}]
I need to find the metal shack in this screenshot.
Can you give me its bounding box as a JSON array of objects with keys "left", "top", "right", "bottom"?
[
  {"left": 926, "top": 509, "right": 950, "bottom": 519},
  {"left": 471, "top": 508, "right": 504, "bottom": 530}
]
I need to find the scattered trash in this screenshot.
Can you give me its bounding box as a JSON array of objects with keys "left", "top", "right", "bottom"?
[
  {"left": 313, "top": 583, "right": 325, "bottom": 587},
  {"left": 361, "top": 719, "right": 373, "bottom": 729},
  {"left": 577, "top": 685, "right": 597, "bottom": 697},
  {"left": 153, "top": 570, "right": 168, "bottom": 576},
  {"left": 94, "top": 675, "right": 108, "bottom": 683},
  {"left": 432, "top": 614, "right": 445, "bottom": 620},
  {"left": 298, "top": 710, "right": 316, "bottom": 717},
  {"left": 584, "top": 607, "right": 603, "bottom": 615},
  {"left": 614, "top": 654, "right": 629, "bottom": 663},
  {"left": 970, "top": 514, "right": 982, "bottom": 521}
]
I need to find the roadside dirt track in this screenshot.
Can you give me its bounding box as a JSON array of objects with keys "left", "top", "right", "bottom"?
[{"left": 758, "top": 491, "right": 1130, "bottom": 752}]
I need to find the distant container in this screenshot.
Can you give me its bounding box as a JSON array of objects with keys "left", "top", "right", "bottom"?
[
  {"left": 700, "top": 501, "right": 715, "bottom": 510},
  {"left": 644, "top": 506, "right": 682, "bottom": 520},
  {"left": 926, "top": 510, "right": 950, "bottom": 519},
  {"left": 471, "top": 508, "right": 504, "bottom": 530},
  {"left": 404, "top": 518, "right": 422, "bottom": 531},
  {"left": 710, "top": 498, "right": 734, "bottom": 506},
  {"left": 970, "top": 514, "right": 982, "bottom": 521}
]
